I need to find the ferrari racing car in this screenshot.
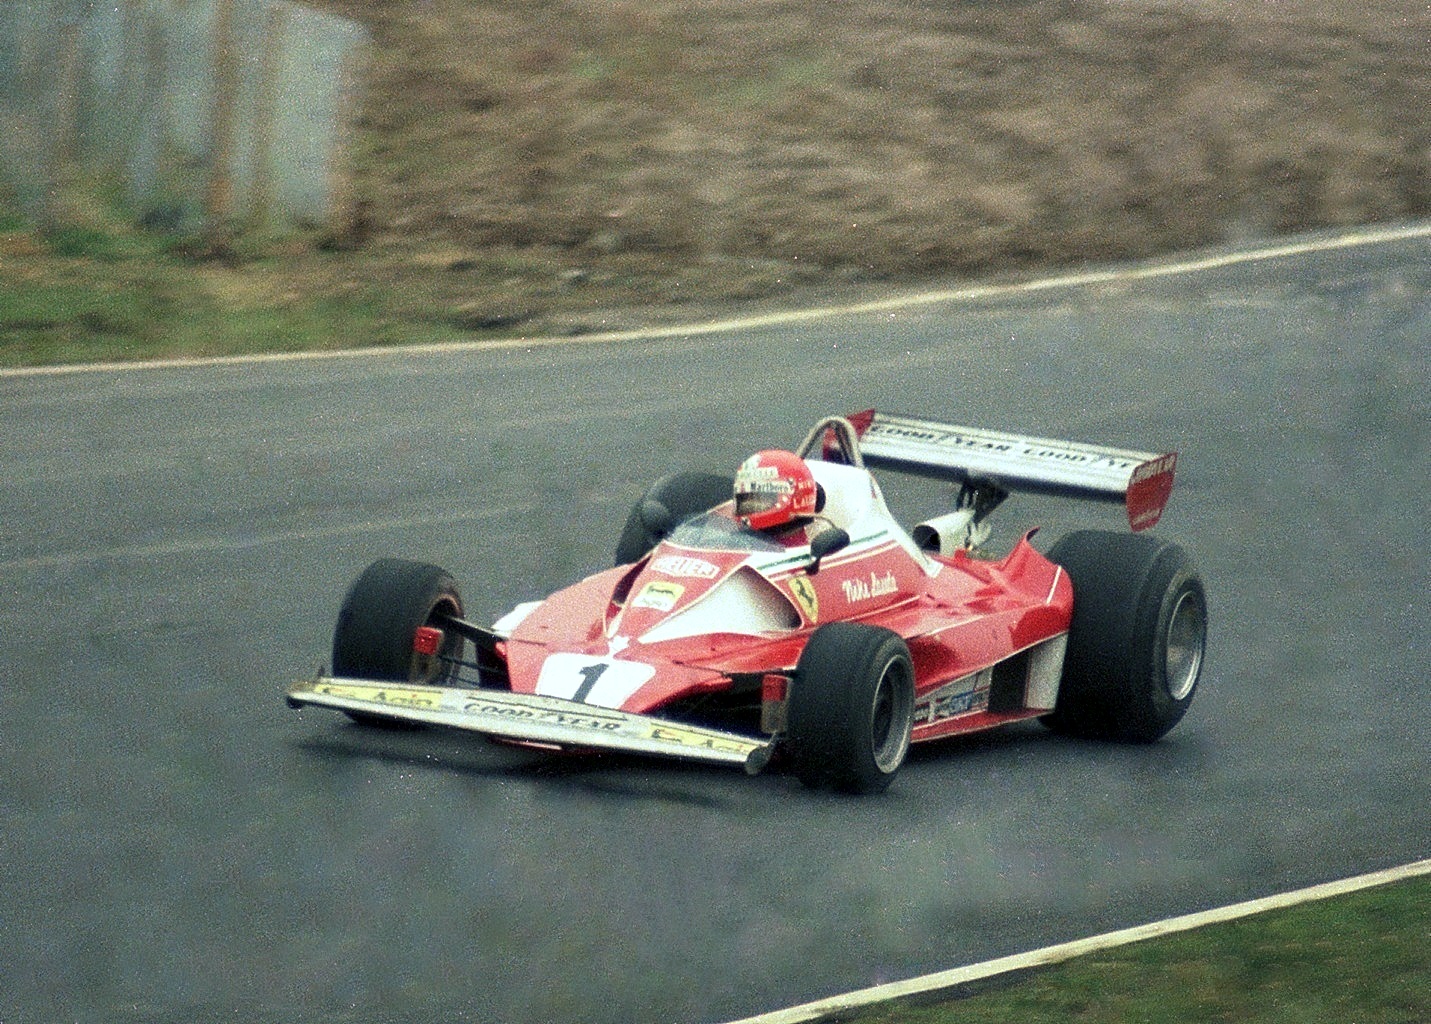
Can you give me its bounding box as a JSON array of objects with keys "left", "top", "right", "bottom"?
[{"left": 287, "top": 411, "right": 1207, "bottom": 794}]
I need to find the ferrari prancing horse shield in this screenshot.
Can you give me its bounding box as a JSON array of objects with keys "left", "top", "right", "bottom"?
[{"left": 788, "top": 576, "right": 819, "bottom": 622}]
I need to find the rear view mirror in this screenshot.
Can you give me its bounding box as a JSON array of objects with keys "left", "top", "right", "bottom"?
[{"left": 808, "top": 527, "right": 850, "bottom": 574}]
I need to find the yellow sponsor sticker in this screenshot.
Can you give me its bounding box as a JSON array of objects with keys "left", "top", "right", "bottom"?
[
  {"left": 316, "top": 682, "right": 442, "bottom": 710},
  {"left": 633, "top": 581, "right": 684, "bottom": 613},
  {"left": 642, "top": 722, "right": 756, "bottom": 755}
]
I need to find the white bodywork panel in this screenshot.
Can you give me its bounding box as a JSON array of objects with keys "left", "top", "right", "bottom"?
[
  {"left": 639, "top": 567, "right": 799, "bottom": 644},
  {"left": 1024, "top": 633, "right": 1068, "bottom": 711}
]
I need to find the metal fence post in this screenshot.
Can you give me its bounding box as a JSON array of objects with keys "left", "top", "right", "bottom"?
[
  {"left": 34, "top": 20, "right": 78, "bottom": 228},
  {"left": 0, "top": 0, "right": 368, "bottom": 235},
  {"left": 206, "top": 0, "right": 239, "bottom": 236}
]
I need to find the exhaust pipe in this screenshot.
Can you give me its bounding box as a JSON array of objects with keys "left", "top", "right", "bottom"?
[{"left": 912, "top": 508, "right": 990, "bottom": 557}]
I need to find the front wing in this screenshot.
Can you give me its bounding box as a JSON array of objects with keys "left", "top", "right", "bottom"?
[{"left": 286, "top": 677, "right": 774, "bottom": 773}]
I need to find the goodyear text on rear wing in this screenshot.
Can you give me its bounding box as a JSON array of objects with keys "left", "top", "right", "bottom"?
[
  {"left": 286, "top": 677, "right": 775, "bottom": 773},
  {"left": 847, "top": 409, "right": 1176, "bottom": 531}
]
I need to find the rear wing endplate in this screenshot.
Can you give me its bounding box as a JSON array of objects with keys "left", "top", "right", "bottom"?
[{"left": 848, "top": 410, "right": 1176, "bottom": 531}]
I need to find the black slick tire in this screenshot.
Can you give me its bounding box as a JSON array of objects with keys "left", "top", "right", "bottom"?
[
  {"left": 786, "top": 622, "right": 915, "bottom": 794},
  {"left": 1043, "top": 530, "right": 1207, "bottom": 742},
  {"left": 614, "top": 471, "right": 734, "bottom": 565},
  {"left": 331, "top": 558, "right": 465, "bottom": 688}
]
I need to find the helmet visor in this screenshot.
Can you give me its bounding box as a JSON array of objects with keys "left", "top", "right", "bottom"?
[{"left": 735, "top": 489, "right": 781, "bottom": 517}]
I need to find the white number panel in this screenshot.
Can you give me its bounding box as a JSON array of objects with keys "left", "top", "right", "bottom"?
[{"left": 535, "top": 653, "right": 656, "bottom": 709}]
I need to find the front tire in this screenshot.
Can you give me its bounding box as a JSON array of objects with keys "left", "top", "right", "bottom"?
[
  {"left": 1043, "top": 530, "right": 1207, "bottom": 742},
  {"left": 331, "top": 558, "right": 465, "bottom": 687},
  {"left": 786, "top": 622, "right": 915, "bottom": 794}
]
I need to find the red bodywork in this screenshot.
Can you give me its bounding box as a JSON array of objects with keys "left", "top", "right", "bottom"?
[{"left": 498, "top": 502, "right": 1073, "bottom": 744}]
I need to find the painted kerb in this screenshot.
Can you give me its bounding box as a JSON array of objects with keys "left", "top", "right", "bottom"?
[{"left": 0, "top": 0, "right": 367, "bottom": 232}]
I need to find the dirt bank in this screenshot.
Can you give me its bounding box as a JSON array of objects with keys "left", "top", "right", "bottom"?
[{"left": 304, "top": 0, "right": 1427, "bottom": 331}]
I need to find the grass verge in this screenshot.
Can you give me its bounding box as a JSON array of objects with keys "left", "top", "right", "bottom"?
[
  {"left": 849, "top": 875, "right": 1430, "bottom": 1024},
  {"left": 0, "top": 200, "right": 467, "bottom": 367}
]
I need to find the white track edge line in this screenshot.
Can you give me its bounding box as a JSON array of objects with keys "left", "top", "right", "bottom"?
[
  {"left": 4, "top": 221, "right": 1428, "bottom": 379},
  {"left": 722, "top": 857, "right": 1431, "bottom": 1024}
]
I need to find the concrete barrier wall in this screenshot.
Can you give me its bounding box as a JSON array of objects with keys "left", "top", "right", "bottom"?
[{"left": 0, "top": 0, "right": 368, "bottom": 232}]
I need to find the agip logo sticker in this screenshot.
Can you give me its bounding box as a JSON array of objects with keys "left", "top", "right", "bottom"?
[
  {"left": 315, "top": 682, "right": 440, "bottom": 710},
  {"left": 633, "top": 581, "right": 684, "bottom": 612},
  {"left": 787, "top": 577, "right": 819, "bottom": 623}
]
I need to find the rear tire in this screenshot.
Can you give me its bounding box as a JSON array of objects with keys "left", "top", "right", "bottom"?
[
  {"left": 1043, "top": 530, "right": 1207, "bottom": 742},
  {"left": 331, "top": 558, "right": 465, "bottom": 689},
  {"left": 614, "top": 471, "right": 734, "bottom": 565},
  {"left": 786, "top": 622, "right": 915, "bottom": 794}
]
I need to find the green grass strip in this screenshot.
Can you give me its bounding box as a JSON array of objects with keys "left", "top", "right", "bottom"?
[{"left": 857, "top": 876, "right": 1430, "bottom": 1024}]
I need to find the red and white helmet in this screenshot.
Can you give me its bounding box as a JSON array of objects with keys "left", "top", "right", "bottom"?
[{"left": 733, "top": 449, "right": 818, "bottom": 530}]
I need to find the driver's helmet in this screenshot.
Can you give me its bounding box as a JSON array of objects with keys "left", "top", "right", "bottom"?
[{"left": 733, "top": 449, "right": 818, "bottom": 530}]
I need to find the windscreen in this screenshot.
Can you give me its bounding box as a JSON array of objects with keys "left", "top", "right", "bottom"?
[{"left": 667, "top": 511, "right": 785, "bottom": 553}]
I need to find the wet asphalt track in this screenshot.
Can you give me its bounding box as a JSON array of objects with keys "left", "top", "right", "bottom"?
[{"left": 1, "top": 226, "right": 1428, "bottom": 1024}]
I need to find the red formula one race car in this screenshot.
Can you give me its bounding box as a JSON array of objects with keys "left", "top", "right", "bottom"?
[{"left": 287, "top": 411, "right": 1206, "bottom": 794}]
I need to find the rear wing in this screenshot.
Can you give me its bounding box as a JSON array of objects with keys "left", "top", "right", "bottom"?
[{"left": 847, "top": 410, "right": 1177, "bottom": 531}]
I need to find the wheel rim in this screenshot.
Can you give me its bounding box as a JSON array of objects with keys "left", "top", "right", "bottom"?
[
  {"left": 1165, "top": 588, "right": 1205, "bottom": 701},
  {"left": 869, "top": 657, "right": 914, "bottom": 773},
  {"left": 411, "top": 599, "right": 463, "bottom": 684}
]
